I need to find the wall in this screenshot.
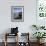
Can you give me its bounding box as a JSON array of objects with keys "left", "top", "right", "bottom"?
[{"left": 0, "top": 0, "right": 36, "bottom": 42}]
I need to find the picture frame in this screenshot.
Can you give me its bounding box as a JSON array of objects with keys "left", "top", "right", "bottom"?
[{"left": 11, "top": 6, "right": 24, "bottom": 22}]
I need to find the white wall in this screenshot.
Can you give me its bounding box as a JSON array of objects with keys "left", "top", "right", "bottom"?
[{"left": 0, "top": 0, "right": 37, "bottom": 42}]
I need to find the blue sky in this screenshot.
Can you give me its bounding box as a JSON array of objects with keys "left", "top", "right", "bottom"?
[{"left": 13, "top": 8, "right": 22, "bottom": 12}]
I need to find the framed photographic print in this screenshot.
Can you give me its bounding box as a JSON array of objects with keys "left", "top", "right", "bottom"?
[{"left": 11, "top": 6, "right": 24, "bottom": 22}]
